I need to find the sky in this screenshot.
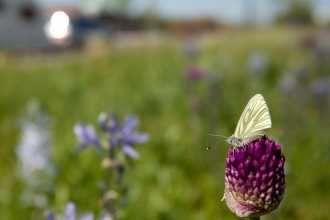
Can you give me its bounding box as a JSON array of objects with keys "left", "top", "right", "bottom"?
[
  {"left": 128, "top": 0, "right": 284, "bottom": 25},
  {"left": 34, "top": 0, "right": 330, "bottom": 25}
]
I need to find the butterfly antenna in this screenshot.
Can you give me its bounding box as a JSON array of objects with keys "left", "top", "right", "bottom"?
[
  {"left": 207, "top": 139, "right": 223, "bottom": 150},
  {"left": 207, "top": 134, "right": 228, "bottom": 139}
]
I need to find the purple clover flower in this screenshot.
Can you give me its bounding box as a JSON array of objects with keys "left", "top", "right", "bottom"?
[
  {"left": 98, "top": 112, "right": 149, "bottom": 159},
  {"left": 224, "top": 136, "right": 285, "bottom": 218},
  {"left": 74, "top": 122, "right": 100, "bottom": 150}
]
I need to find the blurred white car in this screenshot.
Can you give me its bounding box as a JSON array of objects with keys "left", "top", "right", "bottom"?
[{"left": 0, "top": 0, "right": 112, "bottom": 50}]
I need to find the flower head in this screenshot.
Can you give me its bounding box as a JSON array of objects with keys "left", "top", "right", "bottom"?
[
  {"left": 17, "top": 123, "right": 53, "bottom": 179},
  {"left": 98, "top": 112, "right": 149, "bottom": 159},
  {"left": 224, "top": 136, "right": 285, "bottom": 218},
  {"left": 45, "top": 203, "right": 115, "bottom": 220},
  {"left": 16, "top": 100, "right": 55, "bottom": 188},
  {"left": 45, "top": 202, "right": 94, "bottom": 220}
]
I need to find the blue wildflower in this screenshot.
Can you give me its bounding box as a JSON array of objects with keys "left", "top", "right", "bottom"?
[
  {"left": 17, "top": 100, "right": 54, "bottom": 179},
  {"left": 17, "top": 123, "right": 53, "bottom": 181},
  {"left": 45, "top": 212, "right": 56, "bottom": 220},
  {"left": 98, "top": 212, "right": 114, "bottom": 220},
  {"left": 98, "top": 112, "right": 149, "bottom": 159},
  {"left": 16, "top": 100, "right": 55, "bottom": 208},
  {"left": 310, "top": 78, "right": 329, "bottom": 96},
  {"left": 246, "top": 50, "right": 268, "bottom": 75},
  {"left": 45, "top": 202, "right": 94, "bottom": 220},
  {"left": 181, "top": 39, "right": 199, "bottom": 58},
  {"left": 74, "top": 122, "right": 100, "bottom": 150},
  {"left": 279, "top": 74, "right": 298, "bottom": 94}
]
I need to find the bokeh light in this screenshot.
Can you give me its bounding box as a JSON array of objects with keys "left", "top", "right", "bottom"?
[{"left": 44, "top": 11, "right": 71, "bottom": 42}]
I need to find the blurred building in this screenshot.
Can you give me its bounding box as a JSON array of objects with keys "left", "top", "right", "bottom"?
[
  {"left": 99, "top": 13, "right": 144, "bottom": 31},
  {"left": 0, "top": 0, "right": 49, "bottom": 49}
]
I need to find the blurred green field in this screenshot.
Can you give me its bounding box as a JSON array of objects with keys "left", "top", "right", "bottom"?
[{"left": 1, "top": 27, "right": 330, "bottom": 219}]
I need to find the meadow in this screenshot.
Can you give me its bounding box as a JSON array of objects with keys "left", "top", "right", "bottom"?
[{"left": 0, "top": 27, "right": 330, "bottom": 219}]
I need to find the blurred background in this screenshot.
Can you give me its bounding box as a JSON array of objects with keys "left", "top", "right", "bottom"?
[{"left": 1, "top": 0, "right": 330, "bottom": 219}]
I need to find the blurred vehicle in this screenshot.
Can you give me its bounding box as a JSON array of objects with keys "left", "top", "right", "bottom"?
[{"left": 0, "top": 0, "right": 112, "bottom": 51}]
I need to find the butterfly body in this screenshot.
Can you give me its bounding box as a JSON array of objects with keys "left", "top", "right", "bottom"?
[
  {"left": 227, "top": 94, "right": 272, "bottom": 150},
  {"left": 226, "top": 136, "right": 244, "bottom": 147}
]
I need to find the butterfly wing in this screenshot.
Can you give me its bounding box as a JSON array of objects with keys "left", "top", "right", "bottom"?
[{"left": 234, "top": 94, "right": 272, "bottom": 144}]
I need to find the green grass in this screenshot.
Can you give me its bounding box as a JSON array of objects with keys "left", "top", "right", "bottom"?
[{"left": 1, "top": 27, "right": 330, "bottom": 219}]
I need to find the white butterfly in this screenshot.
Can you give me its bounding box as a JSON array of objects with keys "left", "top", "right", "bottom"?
[{"left": 226, "top": 94, "right": 272, "bottom": 149}]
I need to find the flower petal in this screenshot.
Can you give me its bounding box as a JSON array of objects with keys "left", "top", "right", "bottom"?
[
  {"left": 86, "top": 125, "right": 99, "bottom": 143},
  {"left": 122, "top": 145, "right": 140, "bottom": 159},
  {"left": 126, "top": 133, "right": 149, "bottom": 144},
  {"left": 122, "top": 116, "right": 138, "bottom": 135},
  {"left": 110, "top": 112, "right": 120, "bottom": 131},
  {"left": 225, "top": 183, "right": 273, "bottom": 217},
  {"left": 98, "top": 212, "right": 114, "bottom": 220},
  {"left": 74, "top": 122, "right": 86, "bottom": 142},
  {"left": 74, "top": 122, "right": 99, "bottom": 145},
  {"left": 98, "top": 112, "right": 108, "bottom": 131},
  {"left": 44, "top": 212, "right": 56, "bottom": 220},
  {"left": 64, "top": 202, "right": 76, "bottom": 220},
  {"left": 78, "top": 213, "right": 94, "bottom": 220}
]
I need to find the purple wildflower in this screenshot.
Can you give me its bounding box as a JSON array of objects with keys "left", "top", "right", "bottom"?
[
  {"left": 45, "top": 202, "right": 94, "bottom": 220},
  {"left": 190, "top": 97, "right": 204, "bottom": 113},
  {"left": 310, "top": 78, "right": 329, "bottom": 96},
  {"left": 299, "top": 33, "right": 316, "bottom": 48},
  {"left": 98, "top": 112, "right": 149, "bottom": 159},
  {"left": 74, "top": 122, "right": 100, "bottom": 150},
  {"left": 224, "top": 136, "right": 285, "bottom": 218},
  {"left": 293, "top": 65, "right": 308, "bottom": 82},
  {"left": 185, "top": 66, "right": 204, "bottom": 81}
]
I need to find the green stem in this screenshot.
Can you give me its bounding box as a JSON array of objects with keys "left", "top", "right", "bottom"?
[{"left": 249, "top": 217, "right": 260, "bottom": 220}]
